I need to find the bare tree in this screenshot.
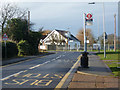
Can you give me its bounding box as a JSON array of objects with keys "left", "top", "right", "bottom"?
[
  {"left": 41, "top": 30, "right": 51, "bottom": 35},
  {"left": 76, "top": 28, "right": 95, "bottom": 46},
  {"left": 0, "top": 3, "right": 27, "bottom": 32}
]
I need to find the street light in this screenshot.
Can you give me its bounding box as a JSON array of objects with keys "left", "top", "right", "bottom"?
[{"left": 88, "top": 2, "right": 106, "bottom": 58}]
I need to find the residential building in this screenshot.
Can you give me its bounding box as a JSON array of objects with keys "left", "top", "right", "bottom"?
[{"left": 39, "top": 29, "right": 80, "bottom": 50}]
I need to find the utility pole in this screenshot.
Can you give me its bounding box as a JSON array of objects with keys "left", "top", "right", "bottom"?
[
  {"left": 114, "top": 14, "right": 116, "bottom": 52},
  {"left": 28, "top": 11, "right": 30, "bottom": 32}
]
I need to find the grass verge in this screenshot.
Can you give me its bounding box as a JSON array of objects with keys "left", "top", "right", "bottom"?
[{"left": 96, "top": 51, "right": 120, "bottom": 77}]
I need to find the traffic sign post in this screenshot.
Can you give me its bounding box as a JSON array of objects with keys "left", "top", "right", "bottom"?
[
  {"left": 83, "top": 13, "right": 93, "bottom": 52},
  {"left": 81, "top": 13, "right": 93, "bottom": 68},
  {"left": 84, "top": 13, "right": 87, "bottom": 52},
  {"left": 2, "top": 33, "right": 8, "bottom": 59}
]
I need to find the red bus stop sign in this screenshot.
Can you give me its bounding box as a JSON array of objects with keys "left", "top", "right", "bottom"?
[
  {"left": 86, "top": 13, "right": 92, "bottom": 19},
  {"left": 86, "top": 13, "right": 93, "bottom": 26}
]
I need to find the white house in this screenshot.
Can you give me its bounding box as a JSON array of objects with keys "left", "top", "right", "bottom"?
[{"left": 39, "top": 29, "right": 80, "bottom": 50}]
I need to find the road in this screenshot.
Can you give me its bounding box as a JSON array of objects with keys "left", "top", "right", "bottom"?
[{"left": 1, "top": 51, "right": 81, "bottom": 89}]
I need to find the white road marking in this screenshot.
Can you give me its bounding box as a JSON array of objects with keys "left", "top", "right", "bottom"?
[
  {"left": 29, "top": 54, "right": 64, "bottom": 70},
  {"left": 43, "top": 61, "right": 50, "bottom": 64},
  {"left": 1, "top": 71, "right": 24, "bottom": 81},
  {"left": 29, "top": 64, "right": 41, "bottom": 69},
  {"left": 1, "top": 55, "right": 64, "bottom": 81},
  {"left": 29, "top": 60, "right": 51, "bottom": 70},
  {"left": 52, "top": 59, "right": 56, "bottom": 61},
  {"left": 56, "top": 55, "right": 62, "bottom": 59}
]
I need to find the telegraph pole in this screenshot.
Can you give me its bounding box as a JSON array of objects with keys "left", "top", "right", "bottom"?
[
  {"left": 114, "top": 14, "right": 116, "bottom": 52},
  {"left": 28, "top": 11, "right": 30, "bottom": 32}
]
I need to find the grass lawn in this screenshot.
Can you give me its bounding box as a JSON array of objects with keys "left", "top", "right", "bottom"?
[
  {"left": 96, "top": 51, "right": 120, "bottom": 77},
  {"left": 96, "top": 51, "right": 119, "bottom": 60}
]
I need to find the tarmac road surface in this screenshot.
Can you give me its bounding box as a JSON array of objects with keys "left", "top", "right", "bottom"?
[{"left": 1, "top": 51, "right": 81, "bottom": 89}]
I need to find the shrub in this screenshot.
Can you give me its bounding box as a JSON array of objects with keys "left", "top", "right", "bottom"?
[
  {"left": 26, "top": 31, "right": 41, "bottom": 55},
  {"left": 2, "top": 41, "right": 18, "bottom": 58},
  {"left": 17, "top": 40, "right": 30, "bottom": 56}
]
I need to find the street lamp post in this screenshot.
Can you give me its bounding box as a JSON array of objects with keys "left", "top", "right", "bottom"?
[
  {"left": 88, "top": 2, "right": 106, "bottom": 58},
  {"left": 103, "top": 3, "right": 106, "bottom": 58}
]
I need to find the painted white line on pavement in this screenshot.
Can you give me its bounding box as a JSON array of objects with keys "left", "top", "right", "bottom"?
[{"left": 1, "top": 71, "right": 24, "bottom": 81}]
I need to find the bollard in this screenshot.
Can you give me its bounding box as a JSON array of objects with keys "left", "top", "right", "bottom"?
[{"left": 81, "top": 52, "right": 89, "bottom": 68}]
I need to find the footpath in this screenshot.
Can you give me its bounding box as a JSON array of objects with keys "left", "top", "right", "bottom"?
[{"left": 68, "top": 53, "right": 119, "bottom": 89}]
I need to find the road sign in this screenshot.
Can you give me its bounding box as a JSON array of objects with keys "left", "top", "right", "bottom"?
[
  {"left": 2, "top": 33, "right": 8, "bottom": 41},
  {"left": 86, "top": 13, "right": 93, "bottom": 26},
  {"left": 86, "top": 13, "right": 92, "bottom": 19}
]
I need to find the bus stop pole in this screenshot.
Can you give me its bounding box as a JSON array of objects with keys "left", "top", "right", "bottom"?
[
  {"left": 84, "top": 13, "right": 87, "bottom": 52},
  {"left": 5, "top": 40, "right": 7, "bottom": 59}
]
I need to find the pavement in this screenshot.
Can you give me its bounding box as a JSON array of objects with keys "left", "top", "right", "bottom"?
[{"left": 68, "top": 53, "right": 119, "bottom": 89}]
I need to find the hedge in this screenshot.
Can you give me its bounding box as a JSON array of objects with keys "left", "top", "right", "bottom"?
[{"left": 2, "top": 41, "right": 18, "bottom": 58}]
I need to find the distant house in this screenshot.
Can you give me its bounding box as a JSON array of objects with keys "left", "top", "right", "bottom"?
[{"left": 39, "top": 29, "right": 80, "bottom": 50}]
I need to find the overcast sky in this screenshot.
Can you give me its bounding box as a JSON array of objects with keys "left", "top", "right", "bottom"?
[{"left": 1, "top": 1, "right": 119, "bottom": 38}]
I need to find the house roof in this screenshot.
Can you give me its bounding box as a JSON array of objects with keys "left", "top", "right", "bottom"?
[
  {"left": 55, "top": 30, "right": 69, "bottom": 38},
  {"left": 40, "top": 29, "right": 80, "bottom": 43},
  {"left": 55, "top": 29, "right": 80, "bottom": 42},
  {"left": 70, "top": 34, "right": 80, "bottom": 42}
]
